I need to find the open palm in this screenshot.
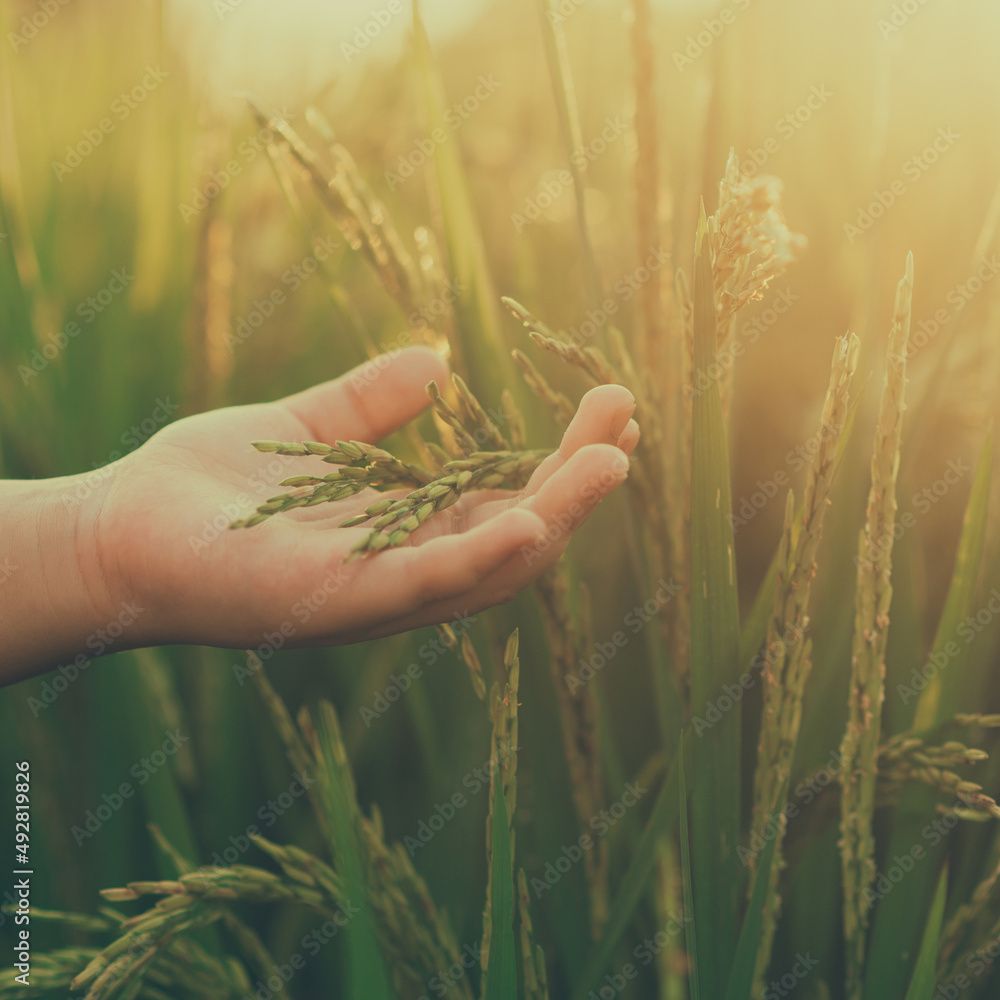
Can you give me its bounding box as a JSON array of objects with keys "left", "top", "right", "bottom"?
[{"left": 95, "top": 346, "right": 639, "bottom": 654}]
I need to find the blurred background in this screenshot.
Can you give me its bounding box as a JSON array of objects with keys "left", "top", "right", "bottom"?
[{"left": 2, "top": 0, "right": 1000, "bottom": 996}]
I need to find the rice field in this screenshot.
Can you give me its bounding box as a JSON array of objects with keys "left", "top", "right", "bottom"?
[{"left": 2, "top": 0, "right": 1000, "bottom": 998}]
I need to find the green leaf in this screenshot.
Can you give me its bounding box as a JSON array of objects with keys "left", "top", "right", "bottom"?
[
  {"left": 680, "top": 737, "right": 702, "bottom": 1000},
  {"left": 411, "top": 1, "right": 512, "bottom": 393},
  {"left": 724, "top": 778, "right": 786, "bottom": 1000},
  {"left": 572, "top": 731, "right": 688, "bottom": 1000},
  {"left": 314, "top": 703, "right": 395, "bottom": 1000},
  {"left": 911, "top": 429, "right": 993, "bottom": 730},
  {"left": 864, "top": 433, "right": 993, "bottom": 1000},
  {"left": 904, "top": 867, "right": 948, "bottom": 1000},
  {"left": 484, "top": 774, "right": 518, "bottom": 1000},
  {"left": 689, "top": 208, "right": 742, "bottom": 998}
]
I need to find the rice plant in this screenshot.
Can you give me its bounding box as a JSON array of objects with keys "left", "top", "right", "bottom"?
[{"left": 2, "top": 2, "right": 1000, "bottom": 999}]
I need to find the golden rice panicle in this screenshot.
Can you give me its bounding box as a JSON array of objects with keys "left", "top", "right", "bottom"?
[
  {"left": 709, "top": 149, "right": 807, "bottom": 330},
  {"left": 839, "top": 253, "right": 914, "bottom": 1000},
  {"left": 750, "top": 331, "right": 860, "bottom": 989}
]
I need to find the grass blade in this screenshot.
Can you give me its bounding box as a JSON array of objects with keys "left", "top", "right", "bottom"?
[
  {"left": 572, "top": 731, "right": 688, "bottom": 1000},
  {"left": 314, "top": 702, "right": 395, "bottom": 1000},
  {"left": 484, "top": 776, "right": 517, "bottom": 1000},
  {"left": 679, "top": 737, "right": 701, "bottom": 1000},
  {"left": 724, "top": 780, "right": 785, "bottom": 1000},
  {"left": 689, "top": 209, "right": 742, "bottom": 998},
  {"left": 904, "top": 867, "right": 948, "bottom": 1000},
  {"left": 911, "top": 428, "right": 994, "bottom": 730}
]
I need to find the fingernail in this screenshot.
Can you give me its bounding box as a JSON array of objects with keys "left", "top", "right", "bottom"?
[{"left": 611, "top": 403, "right": 636, "bottom": 438}]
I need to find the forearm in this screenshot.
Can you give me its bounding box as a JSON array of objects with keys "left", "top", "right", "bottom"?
[{"left": 0, "top": 474, "right": 119, "bottom": 683}]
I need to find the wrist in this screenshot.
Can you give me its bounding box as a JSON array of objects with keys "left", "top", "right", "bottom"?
[{"left": 0, "top": 469, "right": 125, "bottom": 680}]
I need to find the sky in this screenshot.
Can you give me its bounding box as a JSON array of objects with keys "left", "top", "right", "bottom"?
[{"left": 168, "top": 0, "right": 696, "bottom": 105}]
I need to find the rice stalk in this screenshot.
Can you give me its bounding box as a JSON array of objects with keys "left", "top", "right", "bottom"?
[
  {"left": 518, "top": 869, "right": 551, "bottom": 1000},
  {"left": 749, "top": 331, "right": 860, "bottom": 985},
  {"left": 482, "top": 630, "right": 521, "bottom": 974},
  {"left": 877, "top": 736, "right": 1000, "bottom": 818},
  {"left": 627, "top": 0, "right": 670, "bottom": 369},
  {"left": 511, "top": 346, "right": 577, "bottom": 429},
  {"left": 838, "top": 253, "right": 914, "bottom": 1000},
  {"left": 534, "top": 566, "right": 609, "bottom": 938},
  {"left": 246, "top": 100, "right": 431, "bottom": 332},
  {"left": 229, "top": 434, "right": 545, "bottom": 545}
]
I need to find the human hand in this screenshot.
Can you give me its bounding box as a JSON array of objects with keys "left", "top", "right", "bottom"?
[{"left": 1, "top": 347, "right": 638, "bottom": 676}]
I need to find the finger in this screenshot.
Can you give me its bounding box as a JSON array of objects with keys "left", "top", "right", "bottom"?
[
  {"left": 522, "top": 384, "right": 635, "bottom": 498},
  {"left": 521, "top": 442, "right": 629, "bottom": 551},
  {"left": 279, "top": 345, "right": 448, "bottom": 444},
  {"left": 618, "top": 418, "right": 640, "bottom": 456},
  {"left": 561, "top": 383, "right": 636, "bottom": 454},
  {"left": 348, "top": 445, "right": 630, "bottom": 639},
  {"left": 332, "top": 507, "right": 546, "bottom": 635}
]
